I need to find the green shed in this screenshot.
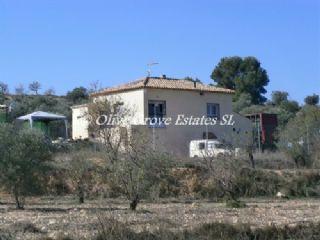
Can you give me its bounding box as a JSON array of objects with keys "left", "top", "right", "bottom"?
[
  {"left": 0, "top": 105, "right": 8, "bottom": 123},
  {"left": 17, "top": 111, "right": 68, "bottom": 139}
]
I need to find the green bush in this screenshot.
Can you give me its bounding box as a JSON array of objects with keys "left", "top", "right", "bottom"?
[
  {"left": 0, "top": 124, "right": 52, "bottom": 209},
  {"left": 278, "top": 105, "right": 320, "bottom": 167},
  {"left": 201, "top": 168, "right": 320, "bottom": 199},
  {"left": 235, "top": 168, "right": 282, "bottom": 197},
  {"left": 225, "top": 199, "right": 246, "bottom": 208},
  {"left": 0, "top": 231, "right": 13, "bottom": 240}
]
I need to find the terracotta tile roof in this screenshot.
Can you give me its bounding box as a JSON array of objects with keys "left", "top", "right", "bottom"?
[{"left": 91, "top": 77, "right": 234, "bottom": 97}]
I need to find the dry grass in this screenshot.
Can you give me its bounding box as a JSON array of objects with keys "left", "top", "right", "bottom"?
[
  {"left": 0, "top": 195, "right": 320, "bottom": 239},
  {"left": 253, "top": 151, "right": 295, "bottom": 169}
]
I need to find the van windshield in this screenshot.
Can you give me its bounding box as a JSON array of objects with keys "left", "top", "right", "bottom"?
[
  {"left": 207, "top": 142, "right": 225, "bottom": 149},
  {"left": 215, "top": 143, "right": 225, "bottom": 149}
]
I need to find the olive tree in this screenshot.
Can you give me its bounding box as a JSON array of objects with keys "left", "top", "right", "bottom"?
[
  {"left": 62, "top": 150, "right": 101, "bottom": 204},
  {"left": 278, "top": 105, "right": 320, "bottom": 167},
  {"left": 87, "top": 98, "right": 132, "bottom": 163},
  {"left": 0, "top": 82, "right": 9, "bottom": 94},
  {"left": 0, "top": 124, "right": 52, "bottom": 209},
  {"left": 200, "top": 142, "right": 250, "bottom": 207},
  {"left": 29, "top": 81, "right": 41, "bottom": 95},
  {"left": 87, "top": 99, "right": 170, "bottom": 210},
  {"left": 111, "top": 133, "right": 171, "bottom": 210},
  {"left": 304, "top": 94, "right": 319, "bottom": 106}
]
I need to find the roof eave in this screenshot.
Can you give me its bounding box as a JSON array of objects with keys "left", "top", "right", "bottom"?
[
  {"left": 90, "top": 86, "right": 234, "bottom": 97},
  {"left": 70, "top": 103, "right": 89, "bottom": 109}
]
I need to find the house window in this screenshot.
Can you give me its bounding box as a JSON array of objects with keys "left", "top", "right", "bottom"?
[
  {"left": 207, "top": 103, "right": 220, "bottom": 119},
  {"left": 148, "top": 100, "right": 166, "bottom": 120},
  {"left": 148, "top": 100, "right": 166, "bottom": 127}
]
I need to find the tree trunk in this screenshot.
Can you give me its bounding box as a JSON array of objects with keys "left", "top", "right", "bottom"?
[
  {"left": 78, "top": 186, "right": 85, "bottom": 204},
  {"left": 14, "top": 192, "right": 24, "bottom": 210},
  {"left": 129, "top": 196, "right": 139, "bottom": 211},
  {"left": 247, "top": 146, "right": 255, "bottom": 169},
  {"left": 249, "top": 152, "right": 255, "bottom": 169}
]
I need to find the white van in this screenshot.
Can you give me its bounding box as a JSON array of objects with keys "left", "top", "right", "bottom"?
[{"left": 189, "top": 139, "right": 234, "bottom": 158}]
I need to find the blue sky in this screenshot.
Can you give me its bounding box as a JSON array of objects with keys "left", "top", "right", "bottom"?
[{"left": 0, "top": 0, "right": 319, "bottom": 103}]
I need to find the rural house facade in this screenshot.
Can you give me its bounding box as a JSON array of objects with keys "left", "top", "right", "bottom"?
[{"left": 72, "top": 76, "right": 252, "bottom": 156}]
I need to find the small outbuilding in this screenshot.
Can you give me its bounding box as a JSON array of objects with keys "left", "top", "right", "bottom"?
[
  {"left": 17, "top": 111, "right": 68, "bottom": 139},
  {"left": 245, "top": 113, "right": 278, "bottom": 151}
]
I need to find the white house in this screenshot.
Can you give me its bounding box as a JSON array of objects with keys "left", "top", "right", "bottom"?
[{"left": 71, "top": 76, "right": 252, "bottom": 156}]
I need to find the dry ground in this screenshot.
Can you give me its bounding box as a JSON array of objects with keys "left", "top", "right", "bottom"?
[{"left": 0, "top": 195, "right": 320, "bottom": 239}]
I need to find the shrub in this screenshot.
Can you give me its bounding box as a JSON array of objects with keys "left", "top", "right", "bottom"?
[
  {"left": 278, "top": 105, "right": 320, "bottom": 167},
  {"left": 0, "top": 124, "right": 52, "bottom": 209},
  {"left": 65, "top": 150, "right": 101, "bottom": 204},
  {"left": 42, "top": 236, "right": 74, "bottom": 240},
  {"left": 253, "top": 151, "right": 294, "bottom": 169},
  {"left": 94, "top": 219, "right": 320, "bottom": 240},
  {"left": 154, "top": 164, "right": 320, "bottom": 200},
  {"left": 0, "top": 230, "right": 13, "bottom": 240},
  {"left": 9, "top": 221, "right": 42, "bottom": 233},
  {"left": 225, "top": 199, "right": 246, "bottom": 208},
  {"left": 95, "top": 214, "right": 140, "bottom": 240},
  {"left": 235, "top": 168, "right": 282, "bottom": 197},
  {"left": 112, "top": 145, "right": 171, "bottom": 210}
]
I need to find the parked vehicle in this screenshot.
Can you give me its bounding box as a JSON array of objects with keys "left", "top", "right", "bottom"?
[{"left": 189, "top": 139, "right": 236, "bottom": 158}]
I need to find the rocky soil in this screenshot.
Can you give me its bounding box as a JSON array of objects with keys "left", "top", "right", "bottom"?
[{"left": 0, "top": 196, "right": 320, "bottom": 239}]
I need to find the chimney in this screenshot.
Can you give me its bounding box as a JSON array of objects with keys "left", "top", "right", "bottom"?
[{"left": 161, "top": 74, "right": 166, "bottom": 79}]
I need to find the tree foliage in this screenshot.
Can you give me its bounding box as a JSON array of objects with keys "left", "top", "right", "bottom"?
[
  {"left": 62, "top": 150, "right": 101, "bottom": 204},
  {"left": 211, "top": 56, "right": 269, "bottom": 104},
  {"left": 29, "top": 81, "right": 41, "bottom": 95},
  {"left": 0, "top": 82, "right": 9, "bottom": 94},
  {"left": 280, "top": 100, "right": 300, "bottom": 113},
  {"left": 87, "top": 98, "right": 131, "bottom": 163},
  {"left": 87, "top": 99, "right": 171, "bottom": 210},
  {"left": 44, "top": 88, "right": 55, "bottom": 96},
  {"left": 0, "top": 82, "right": 9, "bottom": 104},
  {"left": 8, "top": 95, "right": 72, "bottom": 121},
  {"left": 232, "top": 93, "right": 252, "bottom": 113},
  {"left": 278, "top": 105, "right": 320, "bottom": 167},
  {"left": 0, "top": 124, "right": 52, "bottom": 209},
  {"left": 211, "top": 56, "right": 242, "bottom": 90},
  {"left": 271, "top": 91, "right": 289, "bottom": 105},
  {"left": 88, "top": 80, "right": 102, "bottom": 94},
  {"left": 66, "top": 87, "right": 89, "bottom": 104},
  {"left": 202, "top": 154, "right": 248, "bottom": 207},
  {"left": 304, "top": 94, "right": 319, "bottom": 106},
  {"left": 240, "top": 91, "right": 301, "bottom": 128},
  {"left": 15, "top": 83, "right": 25, "bottom": 95},
  {"left": 111, "top": 132, "right": 171, "bottom": 210}
]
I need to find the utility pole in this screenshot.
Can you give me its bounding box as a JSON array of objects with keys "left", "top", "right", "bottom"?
[
  {"left": 257, "top": 118, "right": 261, "bottom": 153},
  {"left": 152, "top": 126, "right": 156, "bottom": 150}
]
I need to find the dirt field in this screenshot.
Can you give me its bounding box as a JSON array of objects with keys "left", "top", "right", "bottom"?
[{"left": 0, "top": 196, "right": 320, "bottom": 239}]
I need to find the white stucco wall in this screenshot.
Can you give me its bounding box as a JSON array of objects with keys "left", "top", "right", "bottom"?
[
  {"left": 141, "top": 89, "right": 252, "bottom": 156},
  {"left": 71, "top": 87, "right": 252, "bottom": 156},
  {"left": 95, "top": 89, "right": 145, "bottom": 125},
  {"left": 71, "top": 89, "right": 145, "bottom": 140},
  {"left": 71, "top": 105, "right": 89, "bottom": 140}
]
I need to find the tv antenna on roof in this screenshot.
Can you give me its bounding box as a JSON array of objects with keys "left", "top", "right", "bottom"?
[{"left": 147, "top": 62, "right": 159, "bottom": 77}]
